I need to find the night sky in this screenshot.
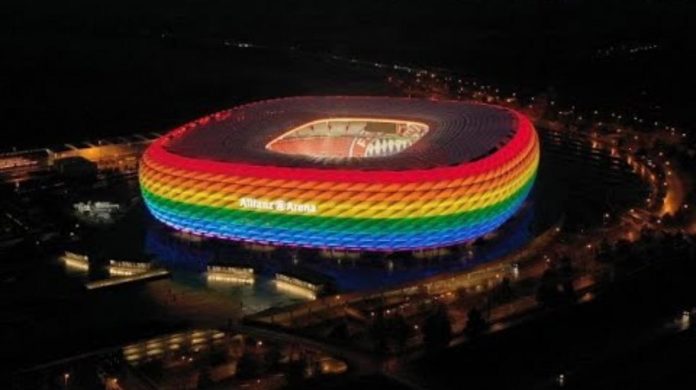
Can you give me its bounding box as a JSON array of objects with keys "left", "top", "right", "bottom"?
[{"left": 2, "top": 0, "right": 695, "bottom": 147}]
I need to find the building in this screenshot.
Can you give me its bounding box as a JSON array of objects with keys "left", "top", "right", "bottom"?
[{"left": 139, "top": 97, "right": 539, "bottom": 251}]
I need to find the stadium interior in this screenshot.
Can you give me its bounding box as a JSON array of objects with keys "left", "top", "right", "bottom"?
[{"left": 265, "top": 118, "right": 429, "bottom": 159}]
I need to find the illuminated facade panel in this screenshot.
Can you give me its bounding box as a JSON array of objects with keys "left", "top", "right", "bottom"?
[{"left": 139, "top": 97, "right": 539, "bottom": 251}]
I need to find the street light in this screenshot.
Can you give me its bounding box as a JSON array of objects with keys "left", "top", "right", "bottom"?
[
  {"left": 681, "top": 310, "right": 691, "bottom": 329},
  {"left": 511, "top": 263, "right": 520, "bottom": 279}
]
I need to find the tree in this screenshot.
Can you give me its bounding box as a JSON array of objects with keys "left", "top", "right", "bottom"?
[
  {"left": 560, "top": 279, "right": 577, "bottom": 303},
  {"left": 464, "top": 307, "right": 488, "bottom": 338},
  {"left": 264, "top": 345, "right": 282, "bottom": 371},
  {"left": 236, "top": 353, "right": 259, "bottom": 380},
  {"left": 389, "top": 313, "right": 410, "bottom": 353},
  {"left": 492, "top": 277, "right": 514, "bottom": 304},
  {"left": 328, "top": 320, "right": 350, "bottom": 341},
  {"left": 423, "top": 304, "right": 452, "bottom": 354},
  {"left": 596, "top": 238, "right": 613, "bottom": 263},
  {"left": 559, "top": 256, "right": 574, "bottom": 280},
  {"left": 370, "top": 311, "right": 389, "bottom": 354},
  {"left": 197, "top": 367, "right": 214, "bottom": 389},
  {"left": 536, "top": 269, "right": 562, "bottom": 307},
  {"left": 284, "top": 356, "right": 306, "bottom": 386}
]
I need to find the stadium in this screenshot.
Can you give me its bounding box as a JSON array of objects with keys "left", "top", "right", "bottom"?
[{"left": 139, "top": 97, "right": 539, "bottom": 251}]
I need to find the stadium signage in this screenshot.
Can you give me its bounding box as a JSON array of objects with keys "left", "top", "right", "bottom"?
[{"left": 239, "top": 197, "right": 318, "bottom": 214}]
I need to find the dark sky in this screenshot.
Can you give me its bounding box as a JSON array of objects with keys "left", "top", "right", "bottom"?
[
  {"left": 2, "top": 0, "right": 694, "bottom": 147},
  {"left": 6, "top": 0, "right": 692, "bottom": 53}
]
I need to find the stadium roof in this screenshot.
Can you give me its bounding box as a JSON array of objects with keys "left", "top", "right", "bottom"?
[{"left": 164, "top": 96, "right": 520, "bottom": 170}]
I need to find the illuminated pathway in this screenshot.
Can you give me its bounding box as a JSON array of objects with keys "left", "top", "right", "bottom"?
[{"left": 661, "top": 165, "right": 686, "bottom": 217}]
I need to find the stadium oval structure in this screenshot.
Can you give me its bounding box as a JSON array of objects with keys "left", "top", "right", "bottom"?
[{"left": 139, "top": 96, "right": 540, "bottom": 251}]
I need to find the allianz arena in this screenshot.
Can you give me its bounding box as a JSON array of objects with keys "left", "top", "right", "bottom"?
[{"left": 139, "top": 97, "right": 540, "bottom": 251}]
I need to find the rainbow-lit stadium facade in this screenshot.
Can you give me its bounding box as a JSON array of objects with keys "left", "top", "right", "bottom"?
[{"left": 139, "top": 97, "right": 539, "bottom": 251}]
